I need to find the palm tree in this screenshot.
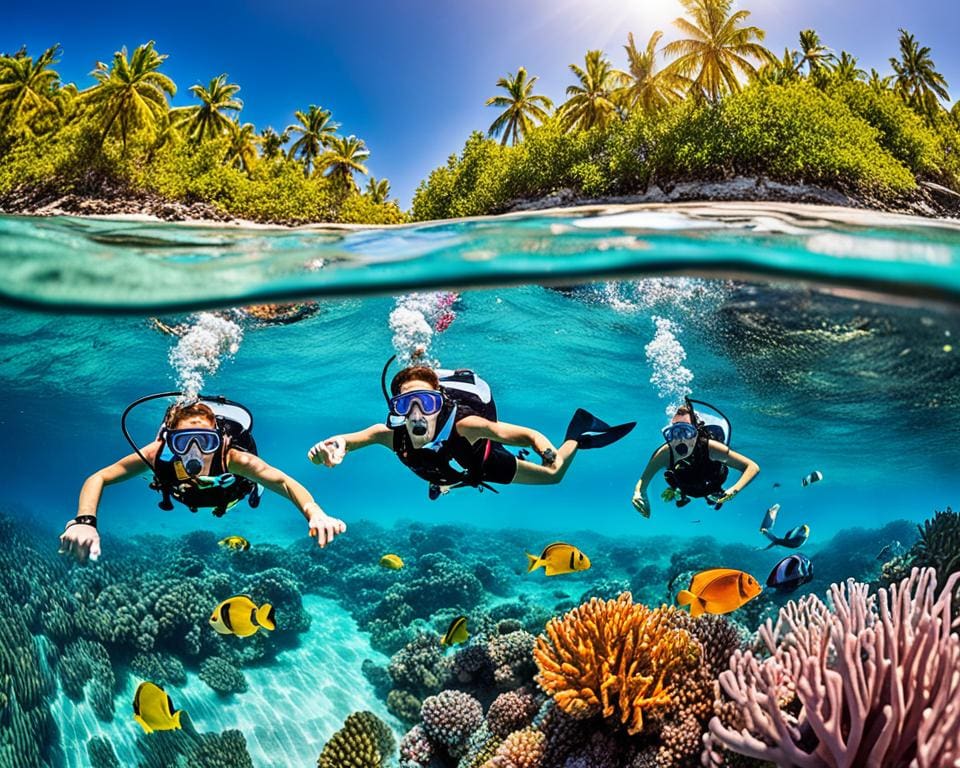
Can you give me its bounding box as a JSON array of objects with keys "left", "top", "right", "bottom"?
[
  {"left": 286, "top": 105, "right": 339, "bottom": 175},
  {"left": 559, "top": 50, "right": 621, "bottom": 132},
  {"left": 316, "top": 134, "right": 369, "bottom": 190},
  {"left": 366, "top": 176, "right": 391, "bottom": 203},
  {"left": 174, "top": 74, "right": 242, "bottom": 143},
  {"left": 663, "top": 0, "right": 773, "bottom": 102},
  {"left": 867, "top": 69, "right": 894, "bottom": 93},
  {"left": 796, "top": 29, "right": 833, "bottom": 76},
  {"left": 890, "top": 29, "right": 950, "bottom": 122},
  {"left": 755, "top": 48, "right": 800, "bottom": 85},
  {"left": 829, "top": 51, "right": 866, "bottom": 85},
  {"left": 617, "top": 32, "right": 686, "bottom": 113},
  {"left": 259, "top": 126, "right": 288, "bottom": 160},
  {"left": 225, "top": 120, "right": 261, "bottom": 173},
  {"left": 485, "top": 66, "right": 553, "bottom": 145},
  {"left": 84, "top": 41, "right": 176, "bottom": 151},
  {"left": 0, "top": 44, "right": 62, "bottom": 133}
]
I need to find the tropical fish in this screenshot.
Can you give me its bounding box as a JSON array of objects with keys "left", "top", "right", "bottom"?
[
  {"left": 379, "top": 554, "right": 404, "bottom": 570},
  {"left": 766, "top": 554, "right": 813, "bottom": 593},
  {"left": 772, "top": 482, "right": 781, "bottom": 489},
  {"left": 762, "top": 524, "right": 810, "bottom": 550},
  {"left": 218, "top": 535, "right": 250, "bottom": 551},
  {"left": 525, "top": 542, "right": 591, "bottom": 576},
  {"left": 441, "top": 615, "right": 468, "bottom": 647},
  {"left": 801, "top": 470, "right": 823, "bottom": 487},
  {"left": 677, "top": 569, "right": 762, "bottom": 617},
  {"left": 209, "top": 595, "right": 275, "bottom": 638},
  {"left": 133, "top": 681, "right": 183, "bottom": 734},
  {"left": 760, "top": 504, "right": 780, "bottom": 532}
]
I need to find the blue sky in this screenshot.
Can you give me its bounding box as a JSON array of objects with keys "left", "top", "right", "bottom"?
[{"left": 5, "top": 0, "right": 959, "bottom": 207}]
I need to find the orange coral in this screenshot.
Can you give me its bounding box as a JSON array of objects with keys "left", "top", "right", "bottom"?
[{"left": 533, "top": 593, "right": 701, "bottom": 735}]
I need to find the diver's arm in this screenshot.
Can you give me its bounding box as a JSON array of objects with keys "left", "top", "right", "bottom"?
[
  {"left": 228, "top": 451, "right": 346, "bottom": 547},
  {"left": 61, "top": 442, "right": 159, "bottom": 564},
  {"left": 709, "top": 441, "right": 760, "bottom": 497},
  {"left": 633, "top": 445, "right": 670, "bottom": 497},
  {"left": 308, "top": 424, "right": 392, "bottom": 466},
  {"left": 457, "top": 416, "right": 556, "bottom": 458}
]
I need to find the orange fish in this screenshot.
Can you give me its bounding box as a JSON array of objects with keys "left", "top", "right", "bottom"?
[{"left": 677, "top": 568, "right": 761, "bottom": 617}]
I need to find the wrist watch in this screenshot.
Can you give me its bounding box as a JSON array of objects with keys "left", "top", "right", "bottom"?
[{"left": 66, "top": 515, "right": 98, "bottom": 529}]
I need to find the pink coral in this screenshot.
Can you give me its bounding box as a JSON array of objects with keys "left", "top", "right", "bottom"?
[
  {"left": 483, "top": 728, "right": 545, "bottom": 768},
  {"left": 398, "top": 724, "right": 432, "bottom": 765},
  {"left": 420, "top": 689, "right": 484, "bottom": 756},
  {"left": 487, "top": 690, "right": 539, "bottom": 739},
  {"left": 706, "top": 567, "right": 960, "bottom": 768}
]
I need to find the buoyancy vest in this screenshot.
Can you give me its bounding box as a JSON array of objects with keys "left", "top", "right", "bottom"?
[{"left": 664, "top": 426, "right": 728, "bottom": 499}]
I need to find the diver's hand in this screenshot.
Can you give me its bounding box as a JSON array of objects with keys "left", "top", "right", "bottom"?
[
  {"left": 632, "top": 492, "right": 651, "bottom": 519},
  {"left": 307, "top": 506, "right": 346, "bottom": 548},
  {"left": 59, "top": 521, "right": 101, "bottom": 564},
  {"left": 308, "top": 437, "right": 345, "bottom": 467},
  {"left": 539, "top": 446, "right": 558, "bottom": 467},
  {"left": 715, "top": 487, "right": 739, "bottom": 505}
]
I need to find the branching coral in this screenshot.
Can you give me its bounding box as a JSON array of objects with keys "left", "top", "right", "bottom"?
[
  {"left": 317, "top": 711, "right": 395, "bottom": 768},
  {"left": 534, "top": 593, "right": 701, "bottom": 735},
  {"left": 706, "top": 567, "right": 960, "bottom": 767}
]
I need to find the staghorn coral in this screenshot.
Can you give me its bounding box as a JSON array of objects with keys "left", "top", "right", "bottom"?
[
  {"left": 317, "top": 710, "right": 395, "bottom": 768},
  {"left": 421, "top": 689, "right": 484, "bottom": 758},
  {"left": 707, "top": 567, "right": 960, "bottom": 767},
  {"left": 534, "top": 593, "right": 701, "bottom": 735},
  {"left": 199, "top": 656, "right": 248, "bottom": 695},
  {"left": 483, "top": 727, "right": 545, "bottom": 768}
]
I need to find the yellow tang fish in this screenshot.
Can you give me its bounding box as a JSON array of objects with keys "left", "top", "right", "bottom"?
[
  {"left": 209, "top": 595, "right": 275, "bottom": 638},
  {"left": 525, "top": 542, "right": 591, "bottom": 577},
  {"left": 441, "top": 615, "right": 469, "bottom": 647},
  {"left": 677, "top": 568, "right": 762, "bottom": 617},
  {"left": 133, "top": 681, "right": 183, "bottom": 734},
  {"left": 218, "top": 536, "right": 251, "bottom": 551},
  {"left": 379, "top": 554, "right": 404, "bottom": 570}
]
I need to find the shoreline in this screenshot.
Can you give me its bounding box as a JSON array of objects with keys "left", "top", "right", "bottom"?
[{"left": 3, "top": 176, "right": 960, "bottom": 227}]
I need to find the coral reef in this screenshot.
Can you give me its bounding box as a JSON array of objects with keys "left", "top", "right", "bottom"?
[
  {"left": 199, "top": 656, "right": 248, "bottom": 695},
  {"left": 399, "top": 723, "right": 434, "bottom": 766},
  {"left": 484, "top": 727, "right": 546, "bottom": 768},
  {"left": 130, "top": 650, "right": 187, "bottom": 687},
  {"left": 487, "top": 689, "right": 539, "bottom": 738},
  {"left": 534, "top": 593, "right": 701, "bottom": 735},
  {"left": 706, "top": 567, "right": 960, "bottom": 767},
  {"left": 87, "top": 736, "right": 122, "bottom": 768},
  {"left": 421, "top": 689, "right": 485, "bottom": 758},
  {"left": 317, "top": 711, "right": 396, "bottom": 768}
]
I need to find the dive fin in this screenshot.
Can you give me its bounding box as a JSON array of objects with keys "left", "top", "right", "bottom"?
[{"left": 564, "top": 408, "right": 636, "bottom": 449}]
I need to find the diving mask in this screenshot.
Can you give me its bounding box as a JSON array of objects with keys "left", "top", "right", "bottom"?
[
  {"left": 662, "top": 422, "right": 698, "bottom": 458},
  {"left": 389, "top": 390, "right": 444, "bottom": 417},
  {"left": 166, "top": 428, "right": 220, "bottom": 476}
]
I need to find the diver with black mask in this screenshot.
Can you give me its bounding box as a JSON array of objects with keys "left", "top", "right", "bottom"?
[
  {"left": 631, "top": 398, "right": 760, "bottom": 518},
  {"left": 307, "top": 359, "right": 635, "bottom": 499},
  {"left": 58, "top": 395, "right": 346, "bottom": 565}
]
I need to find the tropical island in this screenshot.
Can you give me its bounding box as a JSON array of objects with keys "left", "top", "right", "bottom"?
[{"left": 2, "top": 0, "right": 959, "bottom": 225}]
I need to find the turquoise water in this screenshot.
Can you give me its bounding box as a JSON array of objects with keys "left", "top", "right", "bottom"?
[{"left": 1, "top": 204, "right": 958, "bottom": 767}]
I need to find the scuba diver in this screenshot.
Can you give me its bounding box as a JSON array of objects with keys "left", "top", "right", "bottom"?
[
  {"left": 307, "top": 360, "right": 635, "bottom": 499},
  {"left": 58, "top": 394, "right": 346, "bottom": 565},
  {"left": 631, "top": 398, "right": 759, "bottom": 518}
]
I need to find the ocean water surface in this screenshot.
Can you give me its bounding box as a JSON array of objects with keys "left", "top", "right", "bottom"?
[{"left": 1, "top": 202, "right": 958, "bottom": 767}]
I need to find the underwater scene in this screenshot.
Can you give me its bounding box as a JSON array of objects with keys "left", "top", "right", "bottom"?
[{"left": 1, "top": 205, "right": 960, "bottom": 768}]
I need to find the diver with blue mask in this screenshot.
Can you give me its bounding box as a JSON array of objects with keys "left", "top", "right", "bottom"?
[
  {"left": 58, "top": 395, "right": 347, "bottom": 565},
  {"left": 308, "top": 359, "right": 636, "bottom": 499},
  {"left": 631, "top": 398, "right": 760, "bottom": 518}
]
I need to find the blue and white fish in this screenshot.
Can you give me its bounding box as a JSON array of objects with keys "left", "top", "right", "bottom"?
[
  {"left": 760, "top": 504, "right": 780, "bottom": 533},
  {"left": 766, "top": 554, "right": 813, "bottom": 593},
  {"left": 762, "top": 523, "right": 810, "bottom": 550}
]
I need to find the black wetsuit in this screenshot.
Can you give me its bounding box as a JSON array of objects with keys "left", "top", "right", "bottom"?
[
  {"left": 393, "top": 411, "right": 518, "bottom": 488},
  {"left": 664, "top": 431, "right": 728, "bottom": 499}
]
